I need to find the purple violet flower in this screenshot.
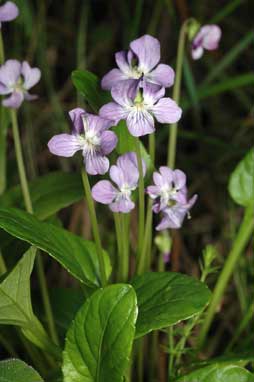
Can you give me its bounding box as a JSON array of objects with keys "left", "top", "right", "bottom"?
[
  {"left": 191, "top": 25, "right": 221, "bottom": 60},
  {"left": 101, "top": 34, "right": 175, "bottom": 90},
  {"left": 0, "top": 60, "right": 41, "bottom": 108},
  {"left": 0, "top": 1, "right": 19, "bottom": 28},
  {"left": 147, "top": 166, "right": 197, "bottom": 230},
  {"left": 99, "top": 80, "right": 182, "bottom": 137},
  {"left": 48, "top": 108, "right": 117, "bottom": 175},
  {"left": 92, "top": 152, "right": 146, "bottom": 213}
]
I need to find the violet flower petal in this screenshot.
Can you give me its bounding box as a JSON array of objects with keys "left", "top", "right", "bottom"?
[
  {"left": 21, "top": 61, "right": 41, "bottom": 90},
  {"left": 2, "top": 91, "right": 23, "bottom": 108},
  {"left": 115, "top": 51, "right": 131, "bottom": 74},
  {"left": 201, "top": 25, "right": 222, "bottom": 50},
  {"left": 110, "top": 197, "right": 135, "bottom": 213},
  {"left": 111, "top": 79, "right": 138, "bottom": 107},
  {"left": 85, "top": 154, "right": 109, "bottom": 175},
  {"left": 0, "top": 59, "right": 21, "bottom": 87},
  {"left": 127, "top": 109, "right": 155, "bottom": 137},
  {"left": 151, "top": 97, "right": 182, "bottom": 124},
  {"left": 86, "top": 113, "right": 113, "bottom": 134},
  {"left": 92, "top": 180, "right": 117, "bottom": 204},
  {"left": 101, "top": 68, "right": 128, "bottom": 90},
  {"left": 173, "top": 169, "right": 186, "bottom": 189},
  {"left": 148, "top": 64, "right": 175, "bottom": 88},
  {"left": 47, "top": 134, "right": 82, "bottom": 157},
  {"left": 0, "top": 1, "right": 19, "bottom": 23},
  {"left": 130, "top": 34, "right": 160, "bottom": 72},
  {"left": 99, "top": 102, "right": 128, "bottom": 124},
  {"left": 117, "top": 151, "right": 146, "bottom": 179},
  {"left": 69, "top": 107, "right": 86, "bottom": 134},
  {"left": 100, "top": 130, "right": 118, "bottom": 155},
  {"left": 109, "top": 165, "right": 125, "bottom": 189}
]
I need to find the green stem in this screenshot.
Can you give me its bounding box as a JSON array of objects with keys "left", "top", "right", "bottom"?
[
  {"left": 135, "top": 138, "right": 145, "bottom": 258},
  {"left": 198, "top": 204, "right": 254, "bottom": 348},
  {"left": 81, "top": 169, "right": 107, "bottom": 287},
  {"left": 149, "top": 133, "right": 155, "bottom": 165},
  {"left": 0, "top": 30, "right": 4, "bottom": 64},
  {"left": 10, "top": 109, "right": 59, "bottom": 346},
  {"left": 167, "top": 20, "right": 189, "bottom": 168},
  {"left": 168, "top": 326, "right": 174, "bottom": 380},
  {"left": 121, "top": 214, "right": 129, "bottom": 281},
  {"left": 0, "top": 250, "right": 7, "bottom": 274},
  {"left": 137, "top": 199, "right": 153, "bottom": 275},
  {"left": 114, "top": 212, "right": 123, "bottom": 282}
]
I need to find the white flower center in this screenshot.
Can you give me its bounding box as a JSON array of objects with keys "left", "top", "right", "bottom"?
[
  {"left": 160, "top": 184, "right": 178, "bottom": 205},
  {"left": 78, "top": 129, "right": 101, "bottom": 155}
]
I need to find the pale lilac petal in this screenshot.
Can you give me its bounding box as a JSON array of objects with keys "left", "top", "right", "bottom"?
[
  {"left": 146, "top": 185, "right": 160, "bottom": 199},
  {"left": 173, "top": 189, "right": 187, "bottom": 204},
  {"left": 86, "top": 113, "right": 113, "bottom": 134},
  {"left": 109, "top": 165, "right": 125, "bottom": 189},
  {"left": 99, "top": 102, "right": 128, "bottom": 124},
  {"left": 127, "top": 109, "right": 155, "bottom": 137},
  {"left": 153, "top": 171, "right": 164, "bottom": 187},
  {"left": 151, "top": 97, "right": 182, "bottom": 124},
  {"left": 110, "top": 197, "right": 135, "bottom": 213},
  {"left": 142, "top": 81, "right": 165, "bottom": 105},
  {"left": 115, "top": 51, "right": 131, "bottom": 74},
  {"left": 2, "top": 91, "right": 23, "bottom": 108},
  {"left": 101, "top": 68, "right": 128, "bottom": 90},
  {"left": 0, "top": 59, "right": 21, "bottom": 87},
  {"left": 92, "top": 180, "right": 117, "bottom": 204},
  {"left": 48, "top": 134, "right": 82, "bottom": 157},
  {"left": 191, "top": 46, "right": 204, "bottom": 60},
  {"left": 21, "top": 61, "right": 41, "bottom": 90},
  {"left": 148, "top": 64, "right": 175, "bottom": 88},
  {"left": 0, "top": 1, "right": 19, "bottom": 22},
  {"left": 202, "top": 25, "right": 222, "bottom": 50},
  {"left": 69, "top": 108, "right": 86, "bottom": 134},
  {"left": 159, "top": 167, "right": 173, "bottom": 184},
  {"left": 130, "top": 35, "right": 160, "bottom": 72},
  {"left": 116, "top": 153, "right": 139, "bottom": 187},
  {"left": 173, "top": 169, "right": 186, "bottom": 189},
  {"left": 100, "top": 130, "right": 118, "bottom": 155},
  {"left": 0, "top": 82, "right": 11, "bottom": 94},
  {"left": 117, "top": 152, "right": 146, "bottom": 179},
  {"left": 111, "top": 80, "right": 138, "bottom": 107},
  {"left": 85, "top": 154, "right": 109, "bottom": 175}
]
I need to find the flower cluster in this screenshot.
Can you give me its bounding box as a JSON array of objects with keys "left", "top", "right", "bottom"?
[
  {"left": 47, "top": 33, "right": 202, "bottom": 230},
  {"left": 147, "top": 167, "right": 197, "bottom": 230}
]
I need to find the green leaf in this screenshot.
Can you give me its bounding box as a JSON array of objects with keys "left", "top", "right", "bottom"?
[
  {"left": 176, "top": 363, "right": 254, "bottom": 382},
  {"left": 132, "top": 272, "right": 211, "bottom": 338},
  {"left": 0, "top": 171, "right": 84, "bottom": 220},
  {"left": 0, "top": 248, "right": 35, "bottom": 327},
  {"left": 0, "top": 207, "right": 111, "bottom": 288},
  {"left": 228, "top": 148, "right": 254, "bottom": 207},
  {"left": 72, "top": 70, "right": 111, "bottom": 112},
  {"left": 0, "top": 359, "right": 43, "bottom": 382},
  {"left": 63, "top": 284, "right": 138, "bottom": 382}
]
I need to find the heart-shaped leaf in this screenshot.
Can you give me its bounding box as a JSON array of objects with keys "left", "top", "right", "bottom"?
[
  {"left": 132, "top": 272, "right": 211, "bottom": 338},
  {"left": 0, "top": 359, "right": 43, "bottom": 382},
  {"left": 176, "top": 363, "right": 254, "bottom": 382},
  {"left": 63, "top": 284, "right": 137, "bottom": 382},
  {"left": 0, "top": 207, "right": 111, "bottom": 287},
  {"left": 72, "top": 70, "right": 111, "bottom": 112},
  {"left": 228, "top": 148, "right": 254, "bottom": 207},
  {"left": 0, "top": 171, "right": 84, "bottom": 220}
]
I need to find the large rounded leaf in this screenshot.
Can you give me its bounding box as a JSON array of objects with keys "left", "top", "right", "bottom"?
[
  {"left": 132, "top": 272, "right": 211, "bottom": 338},
  {"left": 0, "top": 359, "right": 43, "bottom": 382},
  {"left": 0, "top": 207, "right": 111, "bottom": 288},
  {"left": 63, "top": 284, "right": 137, "bottom": 382},
  {"left": 228, "top": 149, "right": 254, "bottom": 207},
  {"left": 176, "top": 363, "right": 254, "bottom": 382}
]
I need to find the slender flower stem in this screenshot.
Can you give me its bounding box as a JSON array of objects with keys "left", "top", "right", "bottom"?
[
  {"left": 167, "top": 20, "right": 189, "bottom": 168},
  {"left": 81, "top": 169, "right": 107, "bottom": 287},
  {"left": 135, "top": 138, "right": 145, "bottom": 258},
  {"left": 149, "top": 133, "right": 155, "bottom": 165},
  {"left": 137, "top": 199, "right": 153, "bottom": 275},
  {"left": 198, "top": 204, "right": 254, "bottom": 349},
  {"left": 114, "top": 212, "right": 123, "bottom": 281},
  {"left": 168, "top": 326, "right": 174, "bottom": 380},
  {"left": 10, "top": 109, "right": 59, "bottom": 347},
  {"left": 121, "top": 213, "right": 130, "bottom": 281},
  {"left": 0, "top": 30, "right": 4, "bottom": 64}
]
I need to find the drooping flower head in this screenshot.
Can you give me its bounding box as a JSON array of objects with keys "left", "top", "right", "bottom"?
[
  {"left": 0, "top": 60, "right": 41, "bottom": 108},
  {"left": 147, "top": 166, "right": 197, "bottom": 230},
  {"left": 48, "top": 108, "right": 117, "bottom": 175},
  {"left": 0, "top": 1, "right": 19, "bottom": 28},
  {"left": 101, "top": 34, "right": 175, "bottom": 91},
  {"left": 100, "top": 80, "right": 182, "bottom": 137},
  {"left": 92, "top": 152, "right": 146, "bottom": 213},
  {"left": 191, "top": 25, "right": 221, "bottom": 60}
]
